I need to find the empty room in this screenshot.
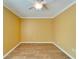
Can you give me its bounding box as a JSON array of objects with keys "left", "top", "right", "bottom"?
[{"left": 3, "top": 0, "right": 76, "bottom": 59}]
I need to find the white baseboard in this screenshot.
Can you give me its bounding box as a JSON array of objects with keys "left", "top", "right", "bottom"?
[
  {"left": 52, "top": 42, "right": 74, "bottom": 59},
  {"left": 20, "top": 42, "right": 74, "bottom": 59},
  {"left": 4, "top": 42, "right": 21, "bottom": 58},
  {"left": 4, "top": 42, "right": 52, "bottom": 58},
  {"left": 4, "top": 42, "right": 74, "bottom": 59},
  {"left": 20, "top": 42, "right": 53, "bottom": 44}
]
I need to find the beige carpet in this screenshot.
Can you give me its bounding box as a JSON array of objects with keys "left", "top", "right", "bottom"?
[{"left": 4, "top": 43, "right": 70, "bottom": 59}]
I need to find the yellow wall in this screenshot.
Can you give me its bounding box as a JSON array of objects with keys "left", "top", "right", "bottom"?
[
  {"left": 3, "top": 7, "right": 20, "bottom": 55},
  {"left": 3, "top": 4, "right": 76, "bottom": 59},
  {"left": 20, "top": 5, "right": 76, "bottom": 58},
  {"left": 21, "top": 19, "right": 54, "bottom": 42},
  {"left": 53, "top": 4, "right": 76, "bottom": 58}
]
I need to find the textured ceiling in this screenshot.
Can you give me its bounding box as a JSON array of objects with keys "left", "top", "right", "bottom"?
[{"left": 4, "top": 0, "right": 75, "bottom": 18}]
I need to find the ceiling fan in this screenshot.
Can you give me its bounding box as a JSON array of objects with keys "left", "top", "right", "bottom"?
[{"left": 29, "top": 0, "right": 48, "bottom": 10}]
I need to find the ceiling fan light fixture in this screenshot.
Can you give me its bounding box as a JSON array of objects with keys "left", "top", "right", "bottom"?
[{"left": 34, "top": 2, "right": 43, "bottom": 10}]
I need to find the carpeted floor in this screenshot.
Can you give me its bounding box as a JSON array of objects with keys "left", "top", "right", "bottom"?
[{"left": 4, "top": 43, "right": 71, "bottom": 59}]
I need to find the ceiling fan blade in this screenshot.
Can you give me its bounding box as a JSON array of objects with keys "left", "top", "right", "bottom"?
[
  {"left": 43, "top": 4, "right": 48, "bottom": 9},
  {"left": 29, "top": 7, "right": 34, "bottom": 10}
]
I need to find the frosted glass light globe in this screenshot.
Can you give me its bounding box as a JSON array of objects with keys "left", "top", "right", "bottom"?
[{"left": 34, "top": 2, "right": 43, "bottom": 10}]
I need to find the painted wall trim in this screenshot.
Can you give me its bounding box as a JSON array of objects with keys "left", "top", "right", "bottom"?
[
  {"left": 20, "top": 1, "right": 75, "bottom": 19},
  {"left": 3, "top": 5, "right": 21, "bottom": 18},
  {"left": 4, "top": 1, "right": 75, "bottom": 19},
  {"left": 20, "top": 42, "right": 74, "bottom": 59},
  {"left": 3, "top": 43, "right": 21, "bottom": 58},
  {"left": 4, "top": 42, "right": 75, "bottom": 59},
  {"left": 20, "top": 42, "right": 53, "bottom": 43},
  {"left": 52, "top": 42, "right": 75, "bottom": 59}
]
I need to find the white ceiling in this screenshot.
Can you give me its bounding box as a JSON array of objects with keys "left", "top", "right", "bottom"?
[{"left": 4, "top": 0, "right": 75, "bottom": 18}]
